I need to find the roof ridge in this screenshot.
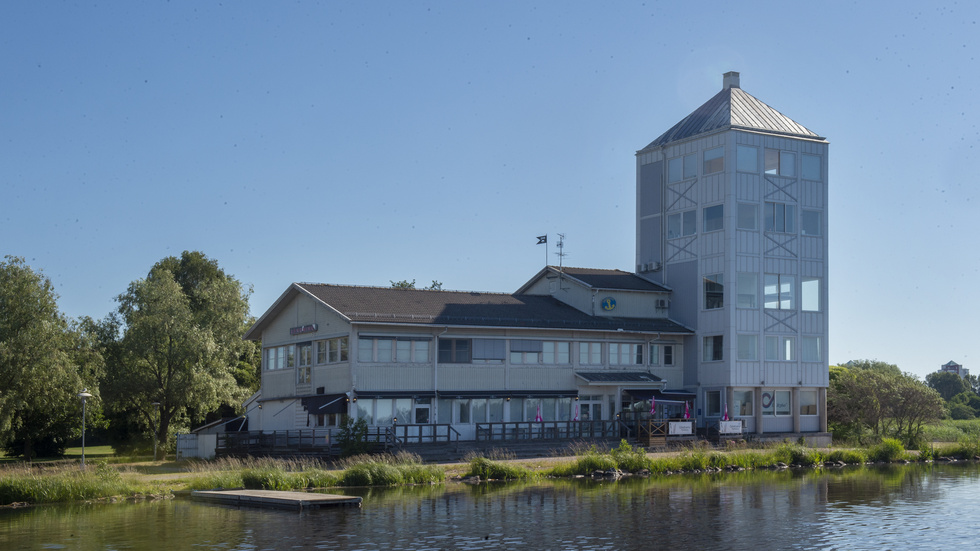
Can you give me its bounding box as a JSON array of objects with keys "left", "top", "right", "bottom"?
[{"left": 295, "top": 282, "right": 513, "bottom": 296}]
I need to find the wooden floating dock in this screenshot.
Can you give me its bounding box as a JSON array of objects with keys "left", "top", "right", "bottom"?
[{"left": 191, "top": 489, "right": 362, "bottom": 511}]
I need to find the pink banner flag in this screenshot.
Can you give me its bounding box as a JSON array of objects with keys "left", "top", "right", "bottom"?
[
  {"left": 723, "top": 402, "right": 729, "bottom": 421},
  {"left": 573, "top": 403, "right": 580, "bottom": 421},
  {"left": 684, "top": 401, "right": 690, "bottom": 419},
  {"left": 649, "top": 396, "right": 656, "bottom": 416},
  {"left": 535, "top": 403, "right": 543, "bottom": 422}
]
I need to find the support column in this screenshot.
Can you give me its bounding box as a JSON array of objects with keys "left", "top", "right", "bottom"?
[
  {"left": 818, "top": 387, "right": 828, "bottom": 433},
  {"left": 792, "top": 387, "right": 801, "bottom": 434},
  {"left": 754, "top": 387, "right": 764, "bottom": 435}
]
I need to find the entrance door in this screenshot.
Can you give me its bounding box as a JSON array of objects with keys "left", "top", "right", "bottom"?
[
  {"left": 579, "top": 397, "right": 603, "bottom": 421},
  {"left": 414, "top": 398, "right": 431, "bottom": 423}
]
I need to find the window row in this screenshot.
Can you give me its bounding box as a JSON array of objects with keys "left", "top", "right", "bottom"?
[
  {"left": 353, "top": 396, "right": 593, "bottom": 425},
  {"left": 709, "top": 334, "right": 822, "bottom": 363},
  {"left": 736, "top": 335, "right": 822, "bottom": 362},
  {"left": 667, "top": 204, "right": 723, "bottom": 238},
  {"left": 736, "top": 202, "right": 822, "bottom": 236},
  {"left": 669, "top": 202, "right": 822, "bottom": 239},
  {"left": 736, "top": 146, "right": 822, "bottom": 180},
  {"left": 666, "top": 147, "right": 725, "bottom": 184},
  {"left": 709, "top": 274, "right": 821, "bottom": 312},
  {"left": 706, "top": 389, "right": 818, "bottom": 418}
]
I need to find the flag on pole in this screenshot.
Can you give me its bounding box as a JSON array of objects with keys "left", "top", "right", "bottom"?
[
  {"left": 536, "top": 235, "right": 547, "bottom": 245},
  {"left": 573, "top": 403, "right": 580, "bottom": 422},
  {"left": 649, "top": 396, "right": 656, "bottom": 417},
  {"left": 684, "top": 401, "right": 690, "bottom": 419},
  {"left": 535, "top": 403, "right": 543, "bottom": 422},
  {"left": 723, "top": 402, "right": 729, "bottom": 421}
]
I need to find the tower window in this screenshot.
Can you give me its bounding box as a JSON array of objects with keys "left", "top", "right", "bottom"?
[{"left": 704, "top": 147, "right": 724, "bottom": 174}]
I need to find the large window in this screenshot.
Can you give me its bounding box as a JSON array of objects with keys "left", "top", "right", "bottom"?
[
  {"left": 358, "top": 337, "right": 394, "bottom": 362},
  {"left": 663, "top": 345, "right": 674, "bottom": 366},
  {"left": 801, "top": 210, "right": 821, "bottom": 236},
  {"left": 801, "top": 154, "right": 821, "bottom": 180},
  {"left": 737, "top": 203, "right": 758, "bottom": 230},
  {"left": 802, "top": 336, "right": 821, "bottom": 362},
  {"left": 297, "top": 342, "right": 312, "bottom": 383},
  {"left": 472, "top": 339, "right": 505, "bottom": 363},
  {"left": 668, "top": 153, "right": 697, "bottom": 183},
  {"left": 704, "top": 147, "right": 724, "bottom": 174},
  {"left": 667, "top": 210, "right": 696, "bottom": 238},
  {"left": 510, "top": 340, "right": 569, "bottom": 365},
  {"left": 396, "top": 338, "right": 431, "bottom": 363},
  {"left": 764, "top": 274, "right": 795, "bottom": 310},
  {"left": 706, "top": 390, "right": 721, "bottom": 417},
  {"left": 703, "top": 335, "right": 723, "bottom": 362},
  {"left": 736, "top": 145, "right": 758, "bottom": 173},
  {"left": 802, "top": 277, "right": 820, "bottom": 312},
  {"left": 800, "top": 390, "right": 818, "bottom": 415},
  {"left": 609, "top": 343, "right": 643, "bottom": 365},
  {"left": 764, "top": 202, "right": 796, "bottom": 233},
  {"left": 579, "top": 342, "right": 602, "bottom": 365},
  {"left": 704, "top": 274, "right": 724, "bottom": 310},
  {"left": 703, "top": 204, "right": 723, "bottom": 232},
  {"left": 316, "top": 336, "right": 349, "bottom": 364},
  {"left": 734, "top": 390, "right": 753, "bottom": 417},
  {"left": 762, "top": 390, "right": 792, "bottom": 416},
  {"left": 765, "top": 336, "right": 795, "bottom": 361},
  {"left": 265, "top": 345, "right": 295, "bottom": 371},
  {"left": 765, "top": 149, "right": 796, "bottom": 177},
  {"left": 438, "top": 339, "right": 471, "bottom": 363},
  {"left": 737, "top": 273, "right": 758, "bottom": 309},
  {"left": 737, "top": 334, "right": 758, "bottom": 361}
]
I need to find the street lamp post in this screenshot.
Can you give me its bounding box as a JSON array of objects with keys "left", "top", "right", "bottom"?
[
  {"left": 77, "top": 389, "right": 93, "bottom": 470},
  {"left": 151, "top": 402, "right": 161, "bottom": 461}
]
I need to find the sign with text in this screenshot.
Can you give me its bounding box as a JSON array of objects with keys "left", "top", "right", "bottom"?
[
  {"left": 289, "top": 323, "right": 318, "bottom": 336},
  {"left": 718, "top": 421, "right": 743, "bottom": 435},
  {"left": 668, "top": 421, "right": 694, "bottom": 435}
]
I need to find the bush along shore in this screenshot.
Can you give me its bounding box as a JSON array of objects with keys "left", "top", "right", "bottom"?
[{"left": 4, "top": 439, "right": 980, "bottom": 506}]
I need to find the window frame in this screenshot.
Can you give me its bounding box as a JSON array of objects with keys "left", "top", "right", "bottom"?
[
  {"left": 737, "top": 334, "right": 758, "bottom": 361},
  {"left": 801, "top": 209, "right": 821, "bottom": 237},
  {"left": 667, "top": 209, "right": 696, "bottom": 239},
  {"left": 438, "top": 338, "right": 472, "bottom": 364},
  {"left": 579, "top": 342, "right": 603, "bottom": 365},
  {"left": 609, "top": 342, "right": 644, "bottom": 366},
  {"left": 736, "top": 145, "right": 758, "bottom": 173},
  {"left": 764, "top": 274, "right": 795, "bottom": 310},
  {"left": 765, "top": 336, "right": 795, "bottom": 361},
  {"left": 704, "top": 273, "right": 724, "bottom": 310},
  {"left": 737, "top": 273, "right": 758, "bottom": 309},
  {"left": 764, "top": 201, "right": 796, "bottom": 233},
  {"left": 703, "top": 204, "right": 723, "bottom": 233},
  {"left": 703, "top": 335, "right": 723, "bottom": 362},
  {"left": 737, "top": 203, "right": 758, "bottom": 231},
  {"left": 704, "top": 146, "right": 724, "bottom": 174}
]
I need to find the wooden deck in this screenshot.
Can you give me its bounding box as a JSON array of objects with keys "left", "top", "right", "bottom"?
[{"left": 191, "top": 489, "right": 362, "bottom": 511}]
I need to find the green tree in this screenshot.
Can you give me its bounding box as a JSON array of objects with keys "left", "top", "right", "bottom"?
[
  {"left": 0, "top": 256, "right": 103, "bottom": 458},
  {"left": 925, "top": 371, "right": 969, "bottom": 402},
  {"left": 844, "top": 359, "right": 903, "bottom": 377},
  {"left": 390, "top": 279, "right": 442, "bottom": 290},
  {"left": 104, "top": 251, "right": 251, "bottom": 458},
  {"left": 829, "top": 362, "right": 943, "bottom": 447}
]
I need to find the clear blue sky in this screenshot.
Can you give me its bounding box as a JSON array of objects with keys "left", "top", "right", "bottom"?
[{"left": 2, "top": 2, "right": 978, "bottom": 379}]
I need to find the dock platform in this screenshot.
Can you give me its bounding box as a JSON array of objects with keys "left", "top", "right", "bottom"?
[{"left": 191, "top": 489, "right": 362, "bottom": 511}]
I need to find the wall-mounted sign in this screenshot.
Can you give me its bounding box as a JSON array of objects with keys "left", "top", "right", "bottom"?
[
  {"left": 290, "top": 323, "right": 318, "bottom": 336},
  {"left": 601, "top": 297, "right": 616, "bottom": 311}
]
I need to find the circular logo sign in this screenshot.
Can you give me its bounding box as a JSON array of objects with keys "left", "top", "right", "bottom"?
[{"left": 601, "top": 297, "right": 616, "bottom": 311}]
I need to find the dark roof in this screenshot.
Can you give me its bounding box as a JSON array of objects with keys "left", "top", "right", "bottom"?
[
  {"left": 244, "top": 282, "right": 693, "bottom": 339},
  {"left": 641, "top": 86, "right": 824, "bottom": 150},
  {"left": 576, "top": 371, "right": 663, "bottom": 384},
  {"left": 549, "top": 267, "right": 670, "bottom": 292},
  {"left": 297, "top": 283, "right": 691, "bottom": 333}
]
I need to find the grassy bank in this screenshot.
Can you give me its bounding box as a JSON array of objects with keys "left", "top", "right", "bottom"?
[{"left": 5, "top": 439, "right": 980, "bottom": 506}]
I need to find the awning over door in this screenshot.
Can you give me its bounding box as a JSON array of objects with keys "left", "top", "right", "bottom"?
[
  {"left": 625, "top": 389, "right": 696, "bottom": 404},
  {"left": 300, "top": 393, "right": 349, "bottom": 414}
]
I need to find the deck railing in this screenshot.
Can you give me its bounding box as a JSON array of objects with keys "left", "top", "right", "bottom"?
[
  {"left": 474, "top": 420, "right": 619, "bottom": 442},
  {"left": 216, "top": 428, "right": 387, "bottom": 457},
  {"left": 385, "top": 423, "right": 461, "bottom": 451}
]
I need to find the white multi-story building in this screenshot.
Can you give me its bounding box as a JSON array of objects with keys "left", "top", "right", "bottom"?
[
  {"left": 635, "top": 72, "right": 829, "bottom": 438},
  {"left": 240, "top": 72, "right": 831, "bottom": 445}
]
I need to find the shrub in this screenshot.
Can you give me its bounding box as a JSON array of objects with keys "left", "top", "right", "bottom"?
[
  {"left": 465, "top": 457, "right": 534, "bottom": 481},
  {"left": 337, "top": 416, "right": 371, "bottom": 457},
  {"left": 823, "top": 449, "right": 867, "bottom": 464},
  {"left": 610, "top": 440, "right": 650, "bottom": 473},
  {"left": 867, "top": 438, "right": 907, "bottom": 462}
]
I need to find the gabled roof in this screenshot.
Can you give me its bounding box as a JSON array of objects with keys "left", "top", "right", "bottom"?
[
  {"left": 641, "top": 77, "right": 824, "bottom": 150},
  {"left": 516, "top": 266, "right": 670, "bottom": 294},
  {"left": 244, "top": 282, "right": 692, "bottom": 340}
]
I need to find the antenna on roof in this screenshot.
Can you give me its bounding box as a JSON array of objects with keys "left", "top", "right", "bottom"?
[{"left": 555, "top": 233, "right": 568, "bottom": 290}]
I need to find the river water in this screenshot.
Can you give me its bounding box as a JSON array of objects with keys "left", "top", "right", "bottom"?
[{"left": 2, "top": 463, "right": 978, "bottom": 550}]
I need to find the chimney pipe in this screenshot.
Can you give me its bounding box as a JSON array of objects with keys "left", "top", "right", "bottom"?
[{"left": 723, "top": 71, "right": 740, "bottom": 89}]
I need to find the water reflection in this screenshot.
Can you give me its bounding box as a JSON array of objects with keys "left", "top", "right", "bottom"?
[{"left": 2, "top": 463, "right": 978, "bottom": 550}]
